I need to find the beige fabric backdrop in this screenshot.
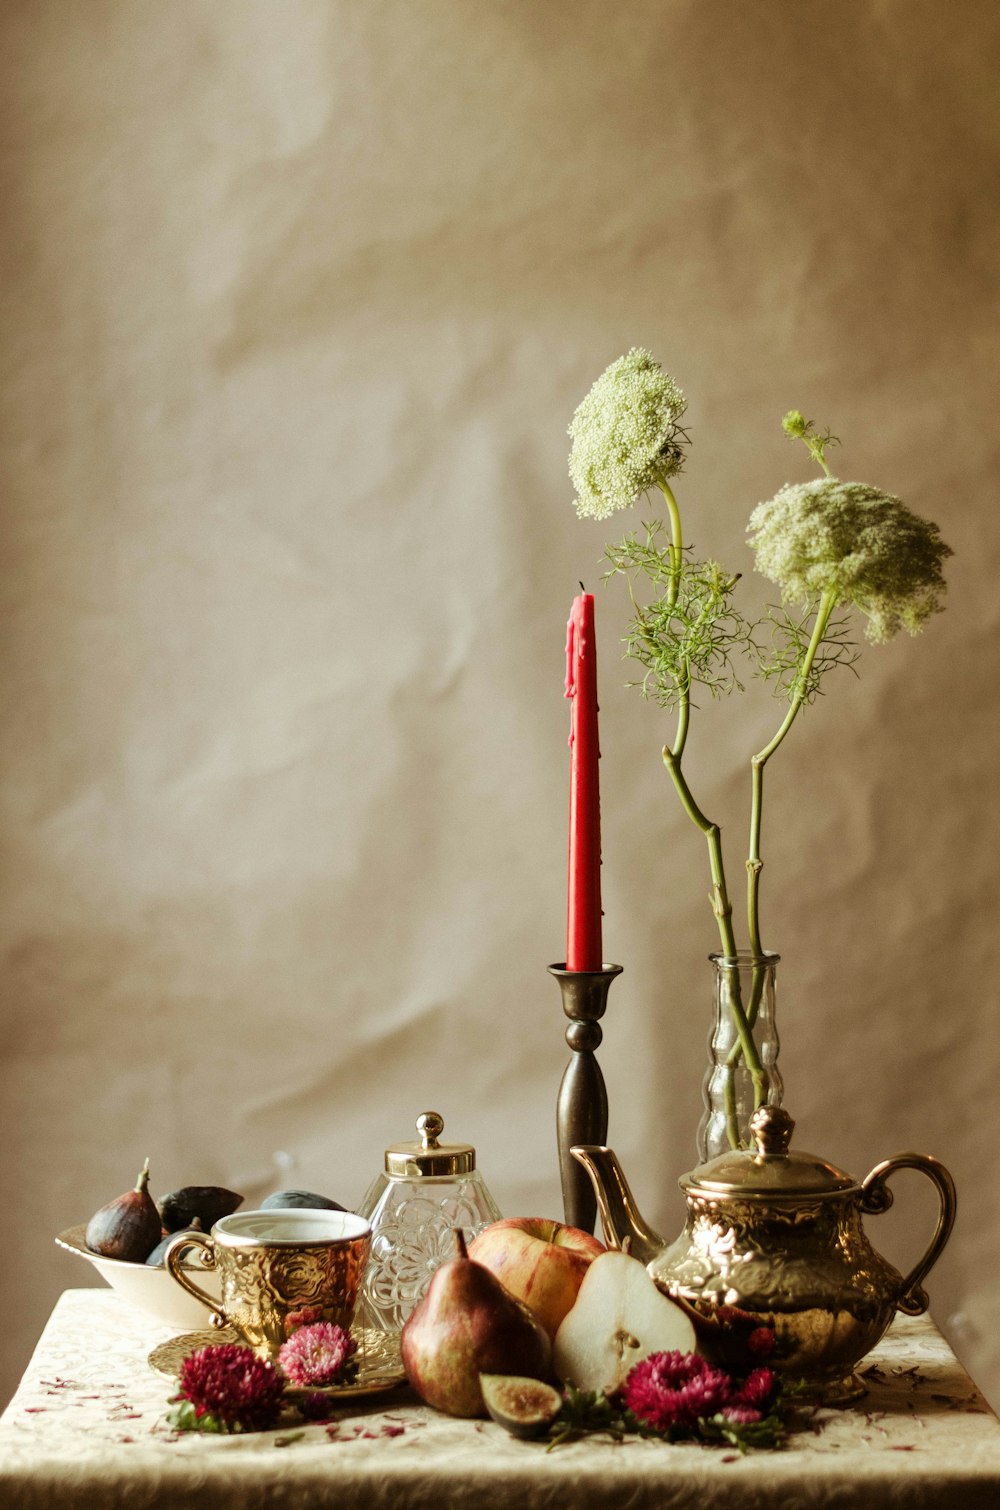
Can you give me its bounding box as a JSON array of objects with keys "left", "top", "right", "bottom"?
[{"left": 2, "top": 0, "right": 998, "bottom": 1412}]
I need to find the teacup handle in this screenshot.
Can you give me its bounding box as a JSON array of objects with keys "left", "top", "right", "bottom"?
[
  {"left": 860, "top": 1153, "right": 957, "bottom": 1316},
  {"left": 164, "top": 1231, "right": 229, "bottom": 1330}
]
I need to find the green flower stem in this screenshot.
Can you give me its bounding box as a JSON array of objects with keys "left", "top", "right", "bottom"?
[
  {"left": 656, "top": 467, "right": 767, "bottom": 1141},
  {"left": 724, "top": 1069, "right": 738, "bottom": 1148},
  {"left": 724, "top": 591, "right": 838, "bottom": 1115},
  {"left": 722, "top": 959, "right": 767, "bottom": 1145},
  {"left": 723, "top": 589, "right": 838, "bottom": 1117},
  {"left": 656, "top": 479, "right": 683, "bottom": 611},
  {"left": 717, "top": 960, "right": 766, "bottom": 1149},
  {"left": 660, "top": 742, "right": 767, "bottom": 1127},
  {"left": 673, "top": 679, "right": 691, "bottom": 760},
  {"left": 660, "top": 746, "right": 735, "bottom": 949},
  {"left": 746, "top": 587, "right": 838, "bottom": 957}
]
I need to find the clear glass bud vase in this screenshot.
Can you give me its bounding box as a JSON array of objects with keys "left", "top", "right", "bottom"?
[{"left": 698, "top": 951, "right": 783, "bottom": 1161}]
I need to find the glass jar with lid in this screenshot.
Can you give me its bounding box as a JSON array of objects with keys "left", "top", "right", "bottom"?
[{"left": 356, "top": 1111, "right": 502, "bottom": 1333}]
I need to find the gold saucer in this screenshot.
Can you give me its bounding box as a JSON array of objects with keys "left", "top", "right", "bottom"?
[{"left": 149, "top": 1326, "right": 408, "bottom": 1401}]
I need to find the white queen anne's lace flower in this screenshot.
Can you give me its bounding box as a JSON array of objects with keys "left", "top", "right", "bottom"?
[
  {"left": 569, "top": 348, "right": 688, "bottom": 519},
  {"left": 748, "top": 477, "right": 951, "bottom": 643}
]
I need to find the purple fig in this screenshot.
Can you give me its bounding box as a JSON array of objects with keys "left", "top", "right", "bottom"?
[
  {"left": 157, "top": 1185, "right": 243, "bottom": 1233},
  {"left": 259, "top": 1189, "right": 345, "bottom": 1211},
  {"left": 85, "top": 1159, "right": 161, "bottom": 1263},
  {"left": 145, "top": 1219, "right": 204, "bottom": 1266},
  {"left": 400, "top": 1230, "right": 552, "bottom": 1418}
]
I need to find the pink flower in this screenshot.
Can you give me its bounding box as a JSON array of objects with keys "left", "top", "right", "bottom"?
[
  {"left": 621, "top": 1351, "right": 732, "bottom": 1432},
  {"left": 721, "top": 1404, "right": 763, "bottom": 1424},
  {"left": 176, "top": 1343, "right": 283, "bottom": 1431},
  {"left": 278, "top": 1323, "right": 358, "bottom": 1387}
]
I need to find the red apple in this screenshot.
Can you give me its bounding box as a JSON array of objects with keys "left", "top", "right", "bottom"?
[{"left": 467, "top": 1218, "right": 605, "bottom": 1339}]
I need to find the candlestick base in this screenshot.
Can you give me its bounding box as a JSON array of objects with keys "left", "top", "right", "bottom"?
[{"left": 548, "top": 963, "right": 623, "bottom": 1236}]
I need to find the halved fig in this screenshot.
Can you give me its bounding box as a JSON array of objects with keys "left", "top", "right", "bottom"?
[{"left": 480, "top": 1373, "right": 563, "bottom": 1438}]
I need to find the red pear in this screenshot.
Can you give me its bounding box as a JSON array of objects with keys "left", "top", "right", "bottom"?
[{"left": 401, "top": 1231, "right": 552, "bottom": 1418}]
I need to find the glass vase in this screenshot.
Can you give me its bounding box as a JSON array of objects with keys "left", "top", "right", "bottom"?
[{"left": 697, "top": 951, "right": 783, "bottom": 1161}]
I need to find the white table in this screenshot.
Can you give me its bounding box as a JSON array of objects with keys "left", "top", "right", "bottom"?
[{"left": 1, "top": 1289, "right": 998, "bottom": 1509}]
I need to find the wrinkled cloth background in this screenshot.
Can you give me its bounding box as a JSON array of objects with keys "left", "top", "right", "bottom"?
[{"left": 2, "top": 0, "right": 998, "bottom": 1413}]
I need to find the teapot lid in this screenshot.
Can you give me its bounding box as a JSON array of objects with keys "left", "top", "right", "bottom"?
[
  {"left": 681, "top": 1107, "right": 857, "bottom": 1197},
  {"left": 384, "top": 1112, "right": 476, "bottom": 1177}
]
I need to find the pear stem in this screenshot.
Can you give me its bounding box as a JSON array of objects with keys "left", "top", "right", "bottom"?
[{"left": 453, "top": 1228, "right": 469, "bottom": 1261}]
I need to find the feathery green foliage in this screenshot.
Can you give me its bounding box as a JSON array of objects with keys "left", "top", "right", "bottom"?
[
  {"left": 756, "top": 605, "right": 859, "bottom": 704},
  {"left": 604, "top": 525, "right": 754, "bottom": 709}
]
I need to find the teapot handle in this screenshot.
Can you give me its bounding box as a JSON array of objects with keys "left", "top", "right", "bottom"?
[{"left": 860, "top": 1154, "right": 957, "bottom": 1316}]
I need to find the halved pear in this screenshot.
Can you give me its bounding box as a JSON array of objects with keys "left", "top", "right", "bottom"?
[{"left": 553, "top": 1249, "right": 697, "bottom": 1396}]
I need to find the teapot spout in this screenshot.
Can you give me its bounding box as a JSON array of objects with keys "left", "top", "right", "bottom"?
[{"left": 570, "top": 1146, "right": 664, "bottom": 1267}]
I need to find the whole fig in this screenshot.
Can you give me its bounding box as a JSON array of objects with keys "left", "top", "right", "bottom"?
[
  {"left": 145, "top": 1219, "right": 204, "bottom": 1266},
  {"left": 259, "top": 1190, "right": 346, "bottom": 1211},
  {"left": 401, "top": 1230, "right": 552, "bottom": 1418},
  {"left": 85, "top": 1159, "right": 161, "bottom": 1263},
  {"left": 157, "top": 1185, "right": 243, "bottom": 1233}
]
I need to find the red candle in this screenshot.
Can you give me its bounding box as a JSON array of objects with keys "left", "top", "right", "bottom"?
[{"left": 565, "top": 592, "right": 603, "bottom": 971}]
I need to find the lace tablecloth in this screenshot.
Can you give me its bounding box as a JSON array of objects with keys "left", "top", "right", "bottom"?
[{"left": 1, "top": 1289, "right": 998, "bottom": 1509}]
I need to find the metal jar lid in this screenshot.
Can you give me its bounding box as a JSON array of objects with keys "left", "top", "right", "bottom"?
[
  {"left": 681, "top": 1106, "right": 857, "bottom": 1199},
  {"left": 384, "top": 1112, "right": 476, "bottom": 1178}
]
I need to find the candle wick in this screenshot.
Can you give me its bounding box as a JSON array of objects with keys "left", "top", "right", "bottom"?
[{"left": 579, "top": 581, "right": 586, "bottom": 592}]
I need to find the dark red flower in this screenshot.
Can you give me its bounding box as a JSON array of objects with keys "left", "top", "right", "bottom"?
[
  {"left": 730, "top": 1366, "right": 778, "bottom": 1411},
  {"left": 747, "top": 1327, "right": 776, "bottom": 1358},
  {"left": 621, "top": 1351, "right": 732, "bottom": 1431},
  {"left": 176, "top": 1343, "right": 283, "bottom": 1431},
  {"left": 297, "top": 1391, "right": 335, "bottom": 1422}
]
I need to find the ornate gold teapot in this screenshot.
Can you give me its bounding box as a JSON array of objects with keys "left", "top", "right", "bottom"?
[{"left": 573, "top": 1106, "right": 956, "bottom": 1401}]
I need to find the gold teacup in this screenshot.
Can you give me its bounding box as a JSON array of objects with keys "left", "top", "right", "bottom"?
[{"left": 164, "top": 1209, "right": 371, "bottom": 1360}]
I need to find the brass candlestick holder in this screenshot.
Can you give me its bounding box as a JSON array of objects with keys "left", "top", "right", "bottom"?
[{"left": 549, "top": 962, "right": 623, "bottom": 1234}]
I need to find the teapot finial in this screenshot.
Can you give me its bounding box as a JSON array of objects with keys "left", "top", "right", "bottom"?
[{"left": 750, "top": 1105, "right": 795, "bottom": 1156}]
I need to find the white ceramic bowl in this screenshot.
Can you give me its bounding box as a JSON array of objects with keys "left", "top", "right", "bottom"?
[{"left": 55, "top": 1225, "right": 223, "bottom": 1331}]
